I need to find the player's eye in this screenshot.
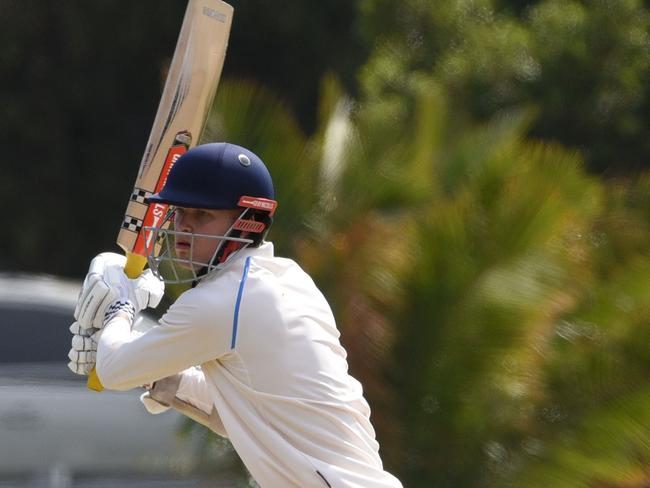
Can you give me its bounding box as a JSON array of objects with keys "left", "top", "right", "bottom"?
[{"left": 173, "top": 208, "right": 185, "bottom": 222}]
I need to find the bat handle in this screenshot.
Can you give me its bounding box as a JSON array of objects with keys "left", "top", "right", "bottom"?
[
  {"left": 124, "top": 252, "right": 149, "bottom": 279},
  {"left": 87, "top": 369, "right": 104, "bottom": 392},
  {"left": 86, "top": 252, "right": 149, "bottom": 392}
]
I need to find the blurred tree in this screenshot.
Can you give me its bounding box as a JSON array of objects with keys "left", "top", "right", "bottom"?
[
  {"left": 306, "top": 71, "right": 650, "bottom": 487},
  {"left": 507, "top": 176, "right": 650, "bottom": 487},
  {"left": 358, "top": 0, "right": 650, "bottom": 175},
  {"left": 303, "top": 76, "right": 604, "bottom": 485},
  {"left": 495, "top": 0, "right": 543, "bottom": 16},
  {"left": 225, "top": 0, "right": 368, "bottom": 133},
  {"left": 390, "top": 119, "right": 602, "bottom": 486}
]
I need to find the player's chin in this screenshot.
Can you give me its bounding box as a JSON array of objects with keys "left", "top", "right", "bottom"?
[
  {"left": 176, "top": 260, "right": 195, "bottom": 270},
  {"left": 174, "top": 248, "right": 193, "bottom": 268}
]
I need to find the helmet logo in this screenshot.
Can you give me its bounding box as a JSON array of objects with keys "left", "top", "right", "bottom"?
[{"left": 238, "top": 154, "right": 251, "bottom": 167}]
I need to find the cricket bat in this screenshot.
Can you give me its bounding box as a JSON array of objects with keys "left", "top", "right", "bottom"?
[{"left": 87, "top": 0, "right": 234, "bottom": 391}]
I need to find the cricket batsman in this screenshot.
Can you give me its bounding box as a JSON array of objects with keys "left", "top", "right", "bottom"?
[{"left": 68, "top": 142, "right": 403, "bottom": 487}]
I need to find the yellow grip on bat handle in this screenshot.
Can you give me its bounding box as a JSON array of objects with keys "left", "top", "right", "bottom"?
[{"left": 86, "top": 252, "right": 149, "bottom": 392}]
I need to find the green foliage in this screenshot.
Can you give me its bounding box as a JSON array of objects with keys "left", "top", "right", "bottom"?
[
  {"left": 389, "top": 112, "right": 602, "bottom": 486},
  {"left": 279, "top": 63, "right": 650, "bottom": 487},
  {"left": 315, "top": 81, "right": 606, "bottom": 486},
  {"left": 225, "top": 0, "right": 368, "bottom": 132},
  {"left": 358, "top": 0, "right": 650, "bottom": 174}
]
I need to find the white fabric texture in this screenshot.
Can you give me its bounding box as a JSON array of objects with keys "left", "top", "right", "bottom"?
[{"left": 96, "top": 242, "right": 402, "bottom": 488}]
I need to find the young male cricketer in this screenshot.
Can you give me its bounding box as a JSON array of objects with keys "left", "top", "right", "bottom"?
[{"left": 68, "top": 142, "right": 402, "bottom": 487}]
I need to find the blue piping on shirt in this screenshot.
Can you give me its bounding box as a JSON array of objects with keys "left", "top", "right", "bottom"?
[{"left": 231, "top": 256, "right": 252, "bottom": 349}]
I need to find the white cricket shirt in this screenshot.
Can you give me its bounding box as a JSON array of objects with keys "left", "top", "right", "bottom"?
[{"left": 96, "top": 242, "right": 402, "bottom": 488}]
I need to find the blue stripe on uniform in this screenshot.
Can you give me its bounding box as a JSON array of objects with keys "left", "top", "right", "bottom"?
[{"left": 231, "top": 256, "right": 252, "bottom": 349}]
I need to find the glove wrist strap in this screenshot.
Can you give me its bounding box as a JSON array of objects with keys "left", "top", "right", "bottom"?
[{"left": 103, "top": 300, "right": 136, "bottom": 327}]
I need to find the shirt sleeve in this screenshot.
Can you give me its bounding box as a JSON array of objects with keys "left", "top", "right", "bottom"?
[
  {"left": 96, "top": 283, "right": 236, "bottom": 391},
  {"left": 177, "top": 366, "right": 213, "bottom": 414}
]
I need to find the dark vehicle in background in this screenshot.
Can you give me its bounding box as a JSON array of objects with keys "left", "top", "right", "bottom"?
[{"left": 0, "top": 274, "right": 203, "bottom": 487}]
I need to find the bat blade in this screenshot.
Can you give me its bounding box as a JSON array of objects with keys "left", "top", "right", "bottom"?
[
  {"left": 86, "top": 0, "right": 233, "bottom": 392},
  {"left": 117, "top": 0, "right": 233, "bottom": 261}
]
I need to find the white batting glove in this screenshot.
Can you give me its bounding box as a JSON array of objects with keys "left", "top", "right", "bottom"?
[
  {"left": 140, "top": 374, "right": 181, "bottom": 414},
  {"left": 74, "top": 252, "right": 164, "bottom": 330},
  {"left": 74, "top": 253, "right": 127, "bottom": 329},
  {"left": 67, "top": 322, "right": 100, "bottom": 375},
  {"left": 140, "top": 393, "right": 172, "bottom": 414}
]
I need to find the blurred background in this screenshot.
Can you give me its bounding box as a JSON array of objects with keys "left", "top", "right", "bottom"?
[{"left": 2, "top": 0, "right": 650, "bottom": 486}]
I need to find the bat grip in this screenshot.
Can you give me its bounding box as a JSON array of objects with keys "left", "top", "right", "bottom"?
[
  {"left": 124, "top": 252, "right": 149, "bottom": 279},
  {"left": 86, "top": 252, "right": 149, "bottom": 392}
]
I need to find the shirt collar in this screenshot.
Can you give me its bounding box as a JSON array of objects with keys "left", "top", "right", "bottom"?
[
  {"left": 237, "top": 241, "right": 274, "bottom": 260},
  {"left": 212, "top": 240, "right": 274, "bottom": 275}
]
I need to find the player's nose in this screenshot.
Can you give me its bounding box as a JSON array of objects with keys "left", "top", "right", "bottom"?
[{"left": 174, "top": 212, "right": 193, "bottom": 232}]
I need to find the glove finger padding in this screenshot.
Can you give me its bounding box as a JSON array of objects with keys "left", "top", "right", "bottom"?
[
  {"left": 74, "top": 275, "right": 118, "bottom": 330},
  {"left": 69, "top": 322, "right": 98, "bottom": 337},
  {"left": 68, "top": 349, "right": 96, "bottom": 363},
  {"left": 74, "top": 273, "right": 101, "bottom": 321},
  {"left": 134, "top": 269, "right": 165, "bottom": 309},
  {"left": 74, "top": 253, "right": 128, "bottom": 327},
  {"left": 68, "top": 361, "right": 94, "bottom": 375},
  {"left": 71, "top": 334, "right": 97, "bottom": 352},
  {"left": 67, "top": 323, "right": 101, "bottom": 376},
  {"left": 74, "top": 252, "right": 126, "bottom": 317}
]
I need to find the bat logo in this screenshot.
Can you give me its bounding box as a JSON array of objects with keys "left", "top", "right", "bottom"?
[
  {"left": 203, "top": 6, "right": 227, "bottom": 22},
  {"left": 132, "top": 141, "right": 188, "bottom": 255}
]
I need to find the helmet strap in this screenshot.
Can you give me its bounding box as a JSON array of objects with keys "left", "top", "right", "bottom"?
[{"left": 216, "top": 239, "right": 243, "bottom": 264}]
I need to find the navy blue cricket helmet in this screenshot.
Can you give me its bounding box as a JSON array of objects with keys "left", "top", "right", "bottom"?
[{"left": 148, "top": 142, "right": 274, "bottom": 209}]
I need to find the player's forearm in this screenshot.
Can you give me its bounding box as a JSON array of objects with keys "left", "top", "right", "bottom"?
[
  {"left": 96, "top": 308, "right": 225, "bottom": 390},
  {"left": 95, "top": 314, "right": 144, "bottom": 390}
]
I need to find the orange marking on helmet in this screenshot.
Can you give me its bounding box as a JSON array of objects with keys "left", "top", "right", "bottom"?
[
  {"left": 233, "top": 219, "right": 266, "bottom": 233},
  {"left": 238, "top": 196, "right": 277, "bottom": 216}
]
